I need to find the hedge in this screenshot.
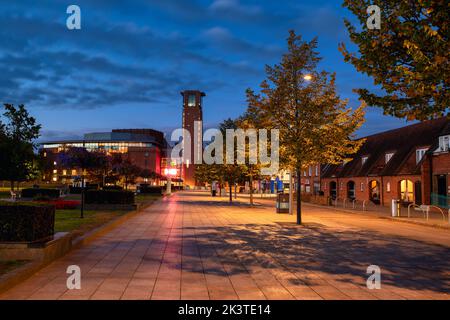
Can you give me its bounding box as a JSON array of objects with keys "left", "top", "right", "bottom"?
[
  {"left": 21, "top": 188, "right": 60, "bottom": 199},
  {"left": 0, "top": 202, "right": 55, "bottom": 242},
  {"left": 69, "top": 185, "right": 98, "bottom": 194},
  {"left": 85, "top": 190, "right": 135, "bottom": 204},
  {"left": 103, "top": 185, "right": 124, "bottom": 191},
  {"left": 138, "top": 185, "right": 163, "bottom": 194}
]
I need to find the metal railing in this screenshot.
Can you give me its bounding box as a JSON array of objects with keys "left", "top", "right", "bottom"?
[{"left": 407, "top": 203, "right": 447, "bottom": 222}]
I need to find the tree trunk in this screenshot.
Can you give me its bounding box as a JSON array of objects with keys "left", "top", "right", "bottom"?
[
  {"left": 234, "top": 183, "right": 237, "bottom": 199},
  {"left": 229, "top": 182, "right": 232, "bottom": 203},
  {"left": 249, "top": 176, "right": 254, "bottom": 205},
  {"left": 296, "top": 168, "right": 302, "bottom": 224}
]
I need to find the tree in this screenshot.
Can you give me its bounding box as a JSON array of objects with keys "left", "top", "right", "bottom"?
[
  {"left": 140, "top": 169, "right": 161, "bottom": 184},
  {"left": 247, "top": 30, "right": 365, "bottom": 224},
  {"left": 112, "top": 154, "right": 141, "bottom": 190},
  {"left": 340, "top": 0, "right": 449, "bottom": 120},
  {"left": 0, "top": 104, "right": 41, "bottom": 190},
  {"left": 235, "top": 113, "right": 264, "bottom": 205},
  {"left": 194, "top": 118, "right": 244, "bottom": 203}
]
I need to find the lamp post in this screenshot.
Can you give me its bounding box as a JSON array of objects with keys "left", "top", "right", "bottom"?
[
  {"left": 295, "top": 73, "right": 312, "bottom": 225},
  {"left": 80, "top": 140, "right": 85, "bottom": 219},
  {"left": 164, "top": 168, "right": 177, "bottom": 195}
]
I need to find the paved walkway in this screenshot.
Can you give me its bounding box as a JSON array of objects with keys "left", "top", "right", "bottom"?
[{"left": 1, "top": 191, "right": 449, "bottom": 300}]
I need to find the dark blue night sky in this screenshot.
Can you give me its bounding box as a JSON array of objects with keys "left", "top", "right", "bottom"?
[{"left": 0, "top": 0, "right": 414, "bottom": 142}]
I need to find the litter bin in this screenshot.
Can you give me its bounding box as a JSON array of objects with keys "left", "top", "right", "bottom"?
[
  {"left": 276, "top": 193, "right": 290, "bottom": 213},
  {"left": 391, "top": 199, "right": 400, "bottom": 217}
]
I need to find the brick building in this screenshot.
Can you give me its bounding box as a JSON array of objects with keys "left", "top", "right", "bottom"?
[
  {"left": 301, "top": 118, "right": 450, "bottom": 208},
  {"left": 181, "top": 90, "right": 205, "bottom": 188}
]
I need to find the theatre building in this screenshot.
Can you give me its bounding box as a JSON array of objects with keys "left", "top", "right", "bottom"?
[
  {"left": 41, "top": 128, "right": 166, "bottom": 184},
  {"left": 301, "top": 117, "right": 450, "bottom": 208}
]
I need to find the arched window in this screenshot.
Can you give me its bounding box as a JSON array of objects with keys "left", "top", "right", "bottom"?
[{"left": 399, "top": 180, "right": 414, "bottom": 202}]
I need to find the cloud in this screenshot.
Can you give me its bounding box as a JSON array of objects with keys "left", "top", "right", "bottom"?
[
  {"left": 209, "top": 0, "right": 262, "bottom": 16},
  {"left": 203, "top": 26, "right": 282, "bottom": 58}
]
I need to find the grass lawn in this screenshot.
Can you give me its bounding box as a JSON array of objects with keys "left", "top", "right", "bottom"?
[
  {"left": 55, "top": 194, "right": 162, "bottom": 234},
  {"left": 0, "top": 260, "right": 30, "bottom": 276},
  {"left": 54, "top": 209, "right": 128, "bottom": 234},
  {"left": 136, "top": 193, "right": 162, "bottom": 205}
]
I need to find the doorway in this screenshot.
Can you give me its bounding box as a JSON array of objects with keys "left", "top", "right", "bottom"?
[
  {"left": 437, "top": 175, "right": 447, "bottom": 207},
  {"left": 347, "top": 181, "right": 355, "bottom": 200},
  {"left": 414, "top": 181, "right": 422, "bottom": 205},
  {"left": 329, "top": 181, "right": 337, "bottom": 200}
]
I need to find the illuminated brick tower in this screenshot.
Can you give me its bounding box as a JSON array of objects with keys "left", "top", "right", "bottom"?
[{"left": 181, "top": 90, "right": 205, "bottom": 188}]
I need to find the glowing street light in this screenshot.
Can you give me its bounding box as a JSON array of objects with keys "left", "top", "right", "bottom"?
[{"left": 303, "top": 74, "right": 312, "bottom": 81}]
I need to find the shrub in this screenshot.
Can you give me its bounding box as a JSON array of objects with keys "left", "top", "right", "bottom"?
[
  {"left": 21, "top": 188, "right": 60, "bottom": 199},
  {"left": 69, "top": 185, "right": 98, "bottom": 194},
  {"left": 0, "top": 202, "right": 55, "bottom": 242},
  {"left": 138, "top": 185, "right": 163, "bottom": 194},
  {"left": 85, "top": 190, "right": 135, "bottom": 204},
  {"left": 103, "top": 185, "right": 123, "bottom": 191}
]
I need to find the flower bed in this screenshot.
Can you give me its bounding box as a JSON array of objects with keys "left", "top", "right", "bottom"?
[{"left": 35, "top": 199, "right": 80, "bottom": 210}]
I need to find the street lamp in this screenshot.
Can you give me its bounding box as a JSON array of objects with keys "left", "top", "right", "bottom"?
[
  {"left": 303, "top": 74, "right": 312, "bottom": 81},
  {"left": 164, "top": 168, "right": 177, "bottom": 195}
]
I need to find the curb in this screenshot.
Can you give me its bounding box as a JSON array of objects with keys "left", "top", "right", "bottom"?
[{"left": 0, "top": 199, "right": 160, "bottom": 295}]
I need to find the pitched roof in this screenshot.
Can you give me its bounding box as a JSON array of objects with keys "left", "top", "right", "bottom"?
[{"left": 321, "top": 117, "right": 450, "bottom": 178}]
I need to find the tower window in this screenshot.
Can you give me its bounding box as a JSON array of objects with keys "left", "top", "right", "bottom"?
[{"left": 188, "top": 94, "right": 196, "bottom": 107}]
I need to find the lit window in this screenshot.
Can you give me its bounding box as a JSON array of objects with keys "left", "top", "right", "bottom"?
[
  {"left": 385, "top": 153, "right": 394, "bottom": 164},
  {"left": 71, "top": 169, "right": 77, "bottom": 175},
  {"left": 416, "top": 148, "right": 428, "bottom": 164},
  {"left": 362, "top": 156, "right": 368, "bottom": 165},
  {"left": 400, "top": 180, "right": 414, "bottom": 202},
  {"left": 62, "top": 170, "right": 67, "bottom": 175},
  {"left": 52, "top": 177, "right": 57, "bottom": 182},
  {"left": 187, "top": 94, "right": 196, "bottom": 107},
  {"left": 53, "top": 161, "right": 57, "bottom": 165},
  {"left": 386, "top": 182, "right": 391, "bottom": 192},
  {"left": 360, "top": 182, "right": 364, "bottom": 191},
  {"left": 315, "top": 165, "right": 319, "bottom": 176},
  {"left": 53, "top": 169, "right": 57, "bottom": 174},
  {"left": 43, "top": 152, "right": 47, "bottom": 157}
]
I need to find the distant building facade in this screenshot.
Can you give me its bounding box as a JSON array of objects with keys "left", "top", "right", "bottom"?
[
  {"left": 300, "top": 118, "right": 450, "bottom": 208},
  {"left": 41, "top": 129, "right": 166, "bottom": 184}
]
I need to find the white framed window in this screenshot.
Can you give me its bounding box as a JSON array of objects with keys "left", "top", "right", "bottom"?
[
  {"left": 362, "top": 156, "right": 368, "bottom": 165},
  {"left": 308, "top": 166, "right": 312, "bottom": 176},
  {"left": 340, "top": 182, "right": 343, "bottom": 190},
  {"left": 416, "top": 148, "right": 428, "bottom": 164},
  {"left": 385, "top": 152, "right": 394, "bottom": 164},
  {"left": 438, "top": 135, "right": 450, "bottom": 152},
  {"left": 386, "top": 182, "right": 391, "bottom": 192},
  {"left": 360, "top": 182, "right": 364, "bottom": 191},
  {"left": 315, "top": 165, "right": 319, "bottom": 176}
]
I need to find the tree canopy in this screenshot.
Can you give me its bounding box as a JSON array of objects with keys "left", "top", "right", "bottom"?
[
  {"left": 340, "top": 0, "right": 449, "bottom": 120},
  {"left": 0, "top": 104, "right": 41, "bottom": 189}
]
